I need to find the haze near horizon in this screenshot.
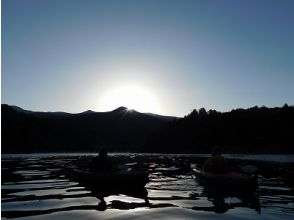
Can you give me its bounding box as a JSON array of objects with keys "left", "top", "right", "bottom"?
[{"left": 2, "top": 0, "right": 294, "bottom": 116}]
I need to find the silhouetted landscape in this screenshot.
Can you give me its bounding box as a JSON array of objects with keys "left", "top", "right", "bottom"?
[
  {"left": 2, "top": 104, "right": 294, "bottom": 153},
  {"left": 2, "top": 1, "right": 294, "bottom": 220}
]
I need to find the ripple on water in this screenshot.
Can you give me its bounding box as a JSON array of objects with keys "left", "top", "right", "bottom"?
[
  {"left": 1, "top": 197, "right": 100, "bottom": 211},
  {"left": 13, "top": 170, "right": 51, "bottom": 176},
  {"left": 1, "top": 154, "right": 294, "bottom": 220},
  {"left": 2, "top": 181, "right": 77, "bottom": 190},
  {"left": 7, "top": 185, "right": 89, "bottom": 197}
]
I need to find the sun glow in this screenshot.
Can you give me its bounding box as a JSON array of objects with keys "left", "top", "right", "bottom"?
[{"left": 99, "top": 85, "right": 160, "bottom": 113}]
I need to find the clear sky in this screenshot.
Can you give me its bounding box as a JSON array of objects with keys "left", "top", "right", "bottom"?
[{"left": 2, "top": 0, "right": 294, "bottom": 116}]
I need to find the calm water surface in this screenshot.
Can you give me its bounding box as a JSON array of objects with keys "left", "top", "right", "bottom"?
[{"left": 1, "top": 154, "right": 294, "bottom": 220}]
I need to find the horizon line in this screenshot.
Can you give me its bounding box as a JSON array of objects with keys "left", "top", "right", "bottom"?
[{"left": 2, "top": 103, "right": 293, "bottom": 117}]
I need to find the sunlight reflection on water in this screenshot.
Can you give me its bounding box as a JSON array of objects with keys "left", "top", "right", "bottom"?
[{"left": 1, "top": 153, "right": 294, "bottom": 219}]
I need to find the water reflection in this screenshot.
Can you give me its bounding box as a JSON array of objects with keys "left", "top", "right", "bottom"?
[
  {"left": 191, "top": 188, "right": 261, "bottom": 214},
  {"left": 87, "top": 186, "right": 149, "bottom": 211},
  {"left": 1, "top": 154, "right": 294, "bottom": 219}
]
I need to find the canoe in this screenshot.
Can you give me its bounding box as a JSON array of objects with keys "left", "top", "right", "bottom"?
[
  {"left": 193, "top": 168, "right": 257, "bottom": 192},
  {"left": 66, "top": 168, "right": 149, "bottom": 190}
]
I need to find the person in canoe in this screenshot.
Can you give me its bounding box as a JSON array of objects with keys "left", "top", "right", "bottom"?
[
  {"left": 89, "top": 148, "right": 113, "bottom": 172},
  {"left": 202, "top": 146, "right": 228, "bottom": 174}
]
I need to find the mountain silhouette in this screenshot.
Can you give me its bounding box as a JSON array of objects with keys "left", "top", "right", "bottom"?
[
  {"left": 111, "top": 106, "right": 129, "bottom": 113},
  {"left": 1, "top": 104, "right": 176, "bottom": 153},
  {"left": 2, "top": 104, "right": 293, "bottom": 153}
]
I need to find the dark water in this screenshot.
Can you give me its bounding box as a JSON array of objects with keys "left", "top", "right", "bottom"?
[{"left": 1, "top": 154, "right": 294, "bottom": 220}]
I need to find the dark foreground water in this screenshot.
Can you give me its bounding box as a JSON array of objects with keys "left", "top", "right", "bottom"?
[{"left": 2, "top": 154, "right": 294, "bottom": 220}]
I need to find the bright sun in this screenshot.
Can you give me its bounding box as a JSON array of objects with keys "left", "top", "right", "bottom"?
[{"left": 99, "top": 85, "right": 160, "bottom": 113}]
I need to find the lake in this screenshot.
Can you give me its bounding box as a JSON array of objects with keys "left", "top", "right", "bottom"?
[{"left": 1, "top": 153, "right": 294, "bottom": 220}]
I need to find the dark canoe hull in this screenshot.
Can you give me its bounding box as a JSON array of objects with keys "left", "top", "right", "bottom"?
[
  {"left": 67, "top": 169, "right": 149, "bottom": 191},
  {"left": 193, "top": 169, "right": 258, "bottom": 193}
]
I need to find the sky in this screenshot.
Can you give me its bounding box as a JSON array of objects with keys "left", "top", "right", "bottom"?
[{"left": 2, "top": 0, "right": 294, "bottom": 116}]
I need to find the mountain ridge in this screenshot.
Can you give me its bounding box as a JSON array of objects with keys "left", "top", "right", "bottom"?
[
  {"left": 6, "top": 104, "right": 177, "bottom": 121},
  {"left": 2, "top": 104, "right": 293, "bottom": 154},
  {"left": 1, "top": 104, "right": 177, "bottom": 153}
]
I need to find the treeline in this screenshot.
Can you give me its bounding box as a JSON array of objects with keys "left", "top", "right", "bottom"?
[
  {"left": 145, "top": 105, "right": 294, "bottom": 153},
  {"left": 2, "top": 104, "right": 294, "bottom": 154}
]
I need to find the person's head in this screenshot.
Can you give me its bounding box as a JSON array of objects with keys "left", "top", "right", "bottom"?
[
  {"left": 211, "top": 146, "right": 222, "bottom": 156},
  {"left": 99, "top": 148, "right": 108, "bottom": 158}
]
